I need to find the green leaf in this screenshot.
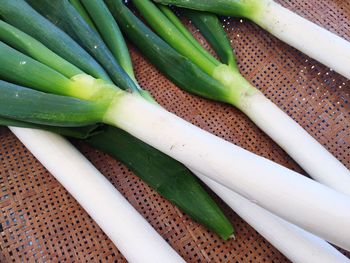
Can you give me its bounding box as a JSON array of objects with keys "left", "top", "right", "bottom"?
[
  {"left": 106, "top": 0, "right": 230, "bottom": 103},
  {"left": 158, "top": 5, "right": 219, "bottom": 66},
  {"left": 87, "top": 125, "right": 234, "bottom": 240},
  {"left": 153, "top": 0, "right": 262, "bottom": 18},
  {"left": 27, "top": 0, "right": 140, "bottom": 94},
  {"left": 0, "top": 80, "right": 107, "bottom": 127},
  {"left": 0, "top": 20, "right": 83, "bottom": 78},
  {"left": 183, "top": 10, "right": 238, "bottom": 70},
  {"left": 0, "top": 0, "right": 110, "bottom": 80},
  {"left": 69, "top": 0, "right": 98, "bottom": 32},
  {"left": 132, "top": 0, "right": 218, "bottom": 76},
  {"left": 81, "top": 0, "right": 136, "bottom": 81},
  {"left": 0, "top": 116, "right": 103, "bottom": 139},
  {"left": 0, "top": 41, "right": 73, "bottom": 96}
]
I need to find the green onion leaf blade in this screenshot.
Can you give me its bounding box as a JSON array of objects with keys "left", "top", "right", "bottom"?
[
  {"left": 27, "top": 0, "right": 139, "bottom": 93},
  {"left": 0, "top": 0, "right": 110, "bottom": 80},
  {"left": 81, "top": 0, "right": 136, "bottom": 82},
  {"left": 106, "top": 0, "right": 230, "bottom": 103},
  {"left": 87, "top": 125, "right": 234, "bottom": 240},
  {"left": 0, "top": 80, "right": 106, "bottom": 127},
  {"left": 183, "top": 10, "right": 238, "bottom": 70},
  {"left": 0, "top": 116, "right": 103, "bottom": 139}
]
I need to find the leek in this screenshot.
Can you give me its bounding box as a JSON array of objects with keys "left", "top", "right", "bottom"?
[
  {"left": 11, "top": 127, "right": 184, "bottom": 263},
  {"left": 123, "top": 0, "right": 350, "bottom": 196},
  {"left": 6, "top": 110, "right": 346, "bottom": 261},
  {"left": 0, "top": 2, "right": 235, "bottom": 239},
  {"left": 1, "top": 32, "right": 350, "bottom": 250},
  {"left": 154, "top": 0, "right": 350, "bottom": 80},
  {"left": 3, "top": 111, "right": 350, "bottom": 262},
  {"left": 0, "top": 0, "right": 345, "bottom": 262}
]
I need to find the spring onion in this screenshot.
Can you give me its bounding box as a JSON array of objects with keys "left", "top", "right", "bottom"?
[
  {"left": 3, "top": 109, "right": 350, "bottom": 262},
  {"left": 3, "top": 111, "right": 349, "bottom": 262},
  {"left": 153, "top": 0, "right": 350, "bottom": 80},
  {"left": 1, "top": 33, "right": 350, "bottom": 250},
  {"left": 122, "top": 0, "right": 350, "bottom": 196},
  {"left": 2, "top": 0, "right": 349, "bottom": 258},
  {"left": 0, "top": 1, "right": 233, "bottom": 239},
  {"left": 11, "top": 127, "right": 185, "bottom": 263}
]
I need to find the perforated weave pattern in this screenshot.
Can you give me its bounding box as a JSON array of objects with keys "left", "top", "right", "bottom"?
[{"left": 1, "top": 0, "right": 349, "bottom": 262}]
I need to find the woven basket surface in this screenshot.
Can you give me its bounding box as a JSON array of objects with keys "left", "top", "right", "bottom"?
[{"left": 1, "top": 0, "right": 350, "bottom": 262}]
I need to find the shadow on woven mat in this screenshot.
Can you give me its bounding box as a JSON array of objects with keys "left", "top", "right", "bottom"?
[{"left": 1, "top": 0, "right": 350, "bottom": 262}]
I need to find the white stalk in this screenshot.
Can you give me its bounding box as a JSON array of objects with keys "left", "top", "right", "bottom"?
[
  {"left": 252, "top": 0, "right": 350, "bottom": 79},
  {"left": 192, "top": 170, "right": 349, "bottom": 263},
  {"left": 10, "top": 127, "right": 184, "bottom": 263},
  {"left": 105, "top": 94, "right": 350, "bottom": 251},
  {"left": 237, "top": 92, "right": 350, "bottom": 196}
]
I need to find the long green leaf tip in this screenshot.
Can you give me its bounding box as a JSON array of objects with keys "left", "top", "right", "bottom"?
[
  {"left": 0, "top": 80, "right": 106, "bottom": 126},
  {"left": 86, "top": 126, "right": 234, "bottom": 240},
  {"left": 182, "top": 10, "right": 238, "bottom": 70},
  {"left": 26, "top": 0, "right": 140, "bottom": 95},
  {"left": 0, "top": 0, "right": 110, "bottom": 81},
  {"left": 105, "top": 0, "right": 230, "bottom": 103},
  {"left": 153, "top": 0, "right": 264, "bottom": 18}
]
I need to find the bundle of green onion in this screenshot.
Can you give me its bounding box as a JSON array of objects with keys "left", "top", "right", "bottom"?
[
  {"left": 1, "top": 0, "right": 350, "bottom": 259},
  {"left": 0, "top": 0, "right": 234, "bottom": 240},
  {"left": 113, "top": 0, "right": 350, "bottom": 196}
]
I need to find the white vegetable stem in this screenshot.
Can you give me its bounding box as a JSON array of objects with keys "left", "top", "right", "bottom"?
[
  {"left": 192, "top": 170, "right": 350, "bottom": 263},
  {"left": 237, "top": 92, "right": 350, "bottom": 196},
  {"left": 105, "top": 94, "right": 350, "bottom": 251},
  {"left": 252, "top": 0, "right": 350, "bottom": 79},
  {"left": 10, "top": 127, "right": 184, "bottom": 263}
]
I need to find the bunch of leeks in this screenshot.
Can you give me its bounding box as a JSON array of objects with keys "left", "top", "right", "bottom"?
[
  {"left": 0, "top": 0, "right": 234, "bottom": 241},
  {"left": 124, "top": 0, "right": 350, "bottom": 196},
  {"left": 1, "top": 0, "right": 350, "bottom": 258}
]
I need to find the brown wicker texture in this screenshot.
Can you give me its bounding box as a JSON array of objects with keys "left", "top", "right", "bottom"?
[{"left": 1, "top": 0, "right": 350, "bottom": 262}]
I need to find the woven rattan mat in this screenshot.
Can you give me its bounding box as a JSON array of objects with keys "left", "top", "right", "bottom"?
[{"left": 1, "top": 0, "right": 350, "bottom": 262}]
